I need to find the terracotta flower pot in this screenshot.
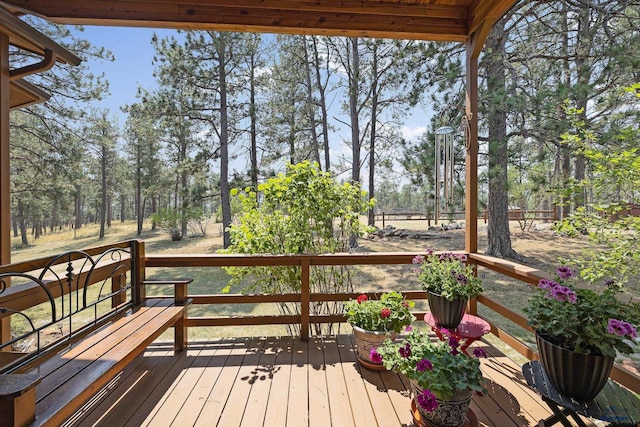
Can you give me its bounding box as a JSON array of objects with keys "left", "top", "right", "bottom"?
[
  {"left": 427, "top": 291, "right": 467, "bottom": 330},
  {"left": 351, "top": 325, "right": 394, "bottom": 370},
  {"left": 536, "top": 333, "right": 613, "bottom": 402}
]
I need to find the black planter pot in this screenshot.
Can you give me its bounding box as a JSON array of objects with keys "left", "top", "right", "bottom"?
[
  {"left": 427, "top": 291, "right": 467, "bottom": 330},
  {"left": 536, "top": 333, "right": 613, "bottom": 402}
]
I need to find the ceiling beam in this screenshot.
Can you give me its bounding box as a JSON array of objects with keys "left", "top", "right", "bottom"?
[
  {"left": 469, "top": 0, "right": 518, "bottom": 35},
  {"left": 1, "top": 0, "right": 469, "bottom": 41}
]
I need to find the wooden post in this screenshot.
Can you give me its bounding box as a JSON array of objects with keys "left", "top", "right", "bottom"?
[
  {"left": 465, "top": 40, "right": 479, "bottom": 254},
  {"left": 0, "top": 32, "right": 10, "bottom": 346},
  {"left": 0, "top": 374, "right": 41, "bottom": 427},
  {"left": 465, "top": 21, "right": 491, "bottom": 254},
  {"left": 111, "top": 274, "right": 126, "bottom": 308},
  {"left": 131, "top": 239, "right": 146, "bottom": 305},
  {"left": 300, "top": 257, "right": 310, "bottom": 342},
  {"left": 174, "top": 281, "right": 189, "bottom": 351}
]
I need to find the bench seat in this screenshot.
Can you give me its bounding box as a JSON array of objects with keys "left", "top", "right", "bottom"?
[{"left": 24, "top": 298, "right": 186, "bottom": 427}]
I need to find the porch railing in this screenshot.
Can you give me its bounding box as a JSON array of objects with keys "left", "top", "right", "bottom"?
[{"left": 1, "top": 239, "right": 638, "bottom": 395}]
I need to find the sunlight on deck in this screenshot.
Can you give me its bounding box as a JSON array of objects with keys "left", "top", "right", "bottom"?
[{"left": 65, "top": 336, "right": 597, "bottom": 427}]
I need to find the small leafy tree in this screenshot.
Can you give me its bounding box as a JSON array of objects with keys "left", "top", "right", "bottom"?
[
  {"left": 555, "top": 87, "right": 640, "bottom": 287},
  {"left": 151, "top": 207, "right": 206, "bottom": 241},
  {"left": 222, "top": 161, "right": 374, "bottom": 335}
]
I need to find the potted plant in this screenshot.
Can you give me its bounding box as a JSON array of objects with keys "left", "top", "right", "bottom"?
[
  {"left": 524, "top": 266, "right": 639, "bottom": 402},
  {"left": 374, "top": 327, "right": 486, "bottom": 426},
  {"left": 413, "top": 251, "right": 483, "bottom": 329},
  {"left": 344, "top": 291, "right": 415, "bottom": 369}
]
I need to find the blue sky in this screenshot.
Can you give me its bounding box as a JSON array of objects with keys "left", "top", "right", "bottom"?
[{"left": 78, "top": 26, "right": 178, "bottom": 123}]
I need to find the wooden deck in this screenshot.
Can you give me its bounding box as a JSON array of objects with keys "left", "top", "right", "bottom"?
[{"left": 62, "top": 335, "right": 597, "bottom": 427}]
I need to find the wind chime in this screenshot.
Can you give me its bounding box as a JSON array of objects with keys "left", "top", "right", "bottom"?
[{"left": 434, "top": 126, "right": 455, "bottom": 224}]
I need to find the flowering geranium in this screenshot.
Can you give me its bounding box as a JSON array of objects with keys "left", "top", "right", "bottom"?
[
  {"left": 344, "top": 291, "right": 415, "bottom": 333},
  {"left": 524, "top": 266, "right": 639, "bottom": 357},
  {"left": 412, "top": 250, "right": 483, "bottom": 300},
  {"left": 374, "top": 327, "right": 485, "bottom": 410}
]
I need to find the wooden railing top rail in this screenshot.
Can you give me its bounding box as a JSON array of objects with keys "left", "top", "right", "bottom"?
[
  {"left": 145, "top": 252, "right": 442, "bottom": 267},
  {"left": 469, "top": 253, "right": 548, "bottom": 285}
]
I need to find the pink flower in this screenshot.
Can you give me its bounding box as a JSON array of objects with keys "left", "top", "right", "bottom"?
[
  {"left": 473, "top": 347, "right": 488, "bottom": 358},
  {"left": 416, "top": 389, "right": 438, "bottom": 412},
  {"left": 608, "top": 319, "right": 638, "bottom": 338},
  {"left": 412, "top": 255, "right": 424, "bottom": 264},
  {"left": 356, "top": 294, "right": 368, "bottom": 304},
  {"left": 448, "top": 336, "right": 460, "bottom": 355},
  {"left": 369, "top": 348, "right": 383, "bottom": 363},
  {"left": 404, "top": 325, "right": 413, "bottom": 333},
  {"left": 380, "top": 308, "right": 391, "bottom": 318},
  {"left": 399, "top": 343, "right": 412, "bottom": 358},
  {"left": 416, "top": 359, "right": 433, "bottom": 371},
  {"left": 556, "top": 266, "right": 573, "bottom": 279}
]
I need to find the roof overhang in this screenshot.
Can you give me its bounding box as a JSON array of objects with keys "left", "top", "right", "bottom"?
[
  {"left": 0, "top": 0, "right": 519, "bottom": 42},
  {"left": 10, "top": 77, "right": 50, "bottom": 109}
]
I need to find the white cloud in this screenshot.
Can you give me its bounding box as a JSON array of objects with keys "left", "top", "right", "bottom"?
[{"left": 401, "top": 126, "right": 427, "bottom": 142}]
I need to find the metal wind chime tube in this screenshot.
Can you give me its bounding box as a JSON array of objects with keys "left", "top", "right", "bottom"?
[{"left": 435, "top": 126, "right": 454, "bottom": 224}]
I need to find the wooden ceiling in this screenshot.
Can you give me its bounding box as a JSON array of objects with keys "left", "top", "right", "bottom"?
[{"left": 1, "top": 0, "right": 519, "bottom": 42}]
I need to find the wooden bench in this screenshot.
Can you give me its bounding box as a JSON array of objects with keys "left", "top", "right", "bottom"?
[{"left": 0, "top": 243, "right": 192, "bottom": 427}]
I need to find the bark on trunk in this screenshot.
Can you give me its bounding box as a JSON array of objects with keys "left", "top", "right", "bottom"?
[{"left": 484, "top": 20, "right": 520, "bottom": 260}]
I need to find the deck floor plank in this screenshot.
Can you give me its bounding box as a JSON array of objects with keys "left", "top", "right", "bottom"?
[
  {"left": 240, "top": 337, "right": 280, "bottom": 427},
  {"left": 193, "top": 337, "right": 251, "bottom": 427},
  {"left": 286, "top": 337, "right": 309, "bottom": 427},
  {"left": 65, "top": 335, "right": 564, "bottom": 427},
  {"left": 214, "top": 337, "right": 266, "bottom": 426},
  {"left": 308, "top": 337, "right": 332, "bottom": 427},
  {"left": 171, "top": 339, "right": 236, "bottom": 426},
  {"left": 263, "top": 336, "right": 294, "bottom": 426},
  {"left": 336, "top": 335, "right": 379, "bottom": 427},
  {"left": 322, "top": 337, "right": 356, "bottom": 426}
]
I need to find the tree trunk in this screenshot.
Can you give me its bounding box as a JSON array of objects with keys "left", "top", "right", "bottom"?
[
  {"left": 218, "top": 38, "right": 232, "bottom": 248},
  {"left": 106, "top": 194, "right": 112, "bottom": 228},
  {"left": 120, "top": 194, "right": 125, "bottom": 223},
  {"left": 99, "top": 143, "right": 107, "bottom": 239},
  {"left": 12, "top": 213, "right": 17, "bottom": 238},
  {"left": 151, "top": 196, "right": 157, "bottom": 230},
  {"left": 249, "top": 48, "right": 259, "bottom": 190},
  {"left": 17, "top": 198, "right": 28, "bottom": 246},
  {"left": 302, "top": 36, "right": 321, "bottom": 166},
  {"left": 50, "top": 200, "right": 58, "bottom": 233},
  {"left": 311, "top": 36, "right": 331, "bottom": 172},
  {"left": 573, "top": 1, "right": 591, "bottom": 209},
  {"left": 367, "top": 43, "right": 378, "bottom": 227},
  {"left": 349, "top": 37, "right": 361, "bottom": 184},
  {"left": 484, "top": 20, "right": 520, "bottom": 259},
  {"left": 74, "top": 184, "right": 82, "bottom": 230}
]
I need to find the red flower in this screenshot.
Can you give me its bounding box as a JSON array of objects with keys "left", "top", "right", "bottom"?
[
  {"left": 356, "top": 294, "right": 368, "bottom": 304},
  {"left": 380, "top": 307, "right": 391, "bottom": 318}
]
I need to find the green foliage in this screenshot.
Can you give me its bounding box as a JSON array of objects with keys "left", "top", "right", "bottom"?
[
  {"left": 556, "top": 90, "right": 640, "bottom": 286},
  {"left": 344, "top": 292, "right": 415, "bottom": 333},
  {"left": 376, "top": 328, "right": 485, "bottom": 401},
  {"left": 524, "top": 268, "right": 639, "bottom": 357},
  {"left": 151, "top": 207, "right": 204, "bottom": 241},
  {"left": 221, "top": 161, "right": 374, "bottom": 334},
  {"left": 412, "top": 252, "right": 483, "bottom": 300}
]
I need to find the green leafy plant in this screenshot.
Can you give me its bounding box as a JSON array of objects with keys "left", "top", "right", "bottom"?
[
  {"left": 412, "top": 251, "right": 483, "bottom": 300},
  {"left": 221, "top": 161, "right": 375, "bottom": 335},
  {"left": 524, "top": 266, "right": 639, "bottom": 357},
  {"left": 555, "top": 90, "right": 640, "bottom": 287},
  {"left": 344, "top": 292, "right": 415, "bottom": 333},
  {"left": 375, "top": 327, "right": 485, "bottom": 410}
]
